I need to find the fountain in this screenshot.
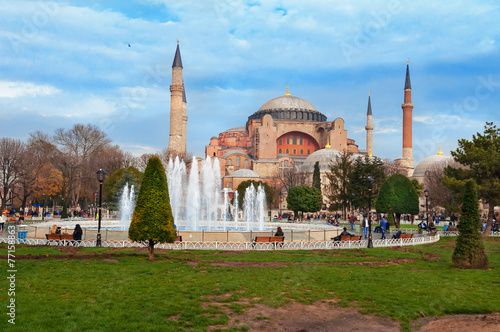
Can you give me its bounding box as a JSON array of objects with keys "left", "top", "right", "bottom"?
[
  {"left": 119, "top": 183, "right": 135, "bottom": 229},
  {"left": 166, "top": 155, "right": 267, "bottom": 231}
]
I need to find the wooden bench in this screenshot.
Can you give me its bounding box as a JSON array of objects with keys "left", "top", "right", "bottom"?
[
  {"left": 45, "top": 233, "right": 77, "bottom": 245},
  {"left": 429, "top": 230, "right": 438, "bottom": 237},
  {"left": 399, "top": 233, "right": 413, "bottom": 239},
  {"left": 447, "top": 227, "right": 458, "bottom": 232},
  {"left": 252, "top": 236, "right": 284, "bottom": 248}
]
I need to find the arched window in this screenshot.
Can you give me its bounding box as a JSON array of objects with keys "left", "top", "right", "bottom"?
[
  {"left": 293, "top": 135, "right": 297, "bottom": 144},
  {"left": 279, "top": 139, "right": 282, "bottom": 145},
  {"left": 300, "top": 149, "right": 304, "bottom": 155},
  {"left": 236, "top": 156, "right": 241, "bottom": 166},
  {"left": 228, "top": 182, "right": 233, "bottom": 190},
  {"left": 286, "top": 137, "right": 290, "bottom": 144},
  {"left": 227, "top": 159, "right": 232, "bottom": 166},
  {"left": 300, "top": 138, "right": 303, "bottom": 145},
  {"left": 244, "top": 159, "right": 249, "bottom": 167},
  {"left": 293, "top": 149, "right": 297, "bottom": 154},
  {"left": 278, "top": 148, "right": 282, "bottom": 154},
  {"left": 307, "top": 149, "right": 310, "bottom": 155},
  {"left": 286, "top": 148, "right": 289, "bottom": 154}
]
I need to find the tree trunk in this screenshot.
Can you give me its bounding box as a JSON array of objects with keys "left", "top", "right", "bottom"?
[
  {"left": 395, "top": 213, "right": 401, "bottom": 229},
  {"left": 148, "top": 239, "right": 155, "bottom": 261},
  {"left": 482, "top": 203, "right": 494, "bottom": 237}
]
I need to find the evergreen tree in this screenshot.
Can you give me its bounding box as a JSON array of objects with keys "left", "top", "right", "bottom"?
[
  {"left": 442, "top": 122, "right": 500, "bottom": 236},
  {"left": 234, "top": 180, "right": 274, "bottom": 208},
  {"left": 61, "top": 199, "right": 68, "bottom": 219},
  {"left": 103, "top": 166, "right": 143, "bottom": 211},
  {"left": 452, "top": 180, "right": 489, "bottom": 269},
  {"left": 348, "top": 156, "right": 386, "bottom": 212},
  {"left": 128, "top": 156, "right": 175, "bottom": 261},
  {"left": 287, "top": 186, "right": 322, "bottom": 220},
  {"left": 312, "top": 161, "right": 321, "bottom": 190},
  {"left": 375, "top": 174, "right": 419, "bottom": 228},
  {"left": 325, "top": 150, "right": 353, "bottom": 217}
]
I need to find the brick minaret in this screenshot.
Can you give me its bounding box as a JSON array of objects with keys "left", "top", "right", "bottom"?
[
  {"left": 167, "top": 40, "right": 186, "bottom": 157},
  {"left": 365, "top": 91, "right": 374, "bottom": 157},
  {"left": 401, "top": 59, "right": 414, "bottom": 168}
]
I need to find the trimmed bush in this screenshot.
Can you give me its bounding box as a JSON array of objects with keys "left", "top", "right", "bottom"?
[
  {"left": 452, "top": 180, "right": 489, "bottom": 269},
  {"left": 128, "top": 156, "right": 175, "bottom": 261}
]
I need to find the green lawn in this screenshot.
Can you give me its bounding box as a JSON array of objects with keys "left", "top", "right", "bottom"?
[{"left": 1, "top": 237, "right": 499, "bottom": 331}]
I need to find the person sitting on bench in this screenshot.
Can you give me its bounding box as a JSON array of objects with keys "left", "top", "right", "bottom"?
[
  {"left": 392, "top": 230, "right": 402, "bottom": 239},
  {"left": 274, "top": 226, "right": 284, "bottom": 237},
  {"left": 333, "top": 227, "right": 352, "bottom": 241}
]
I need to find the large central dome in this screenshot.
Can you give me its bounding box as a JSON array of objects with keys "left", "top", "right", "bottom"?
[{"left": 248, "top": 94, "right": 327, "bottom": 123}]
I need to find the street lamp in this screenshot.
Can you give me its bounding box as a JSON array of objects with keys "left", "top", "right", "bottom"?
[
  {"left": 96, "top": 169, "right": 106, "bottom": 246},
  {"left": 424, "top": 189, "right": 429, "bottom": 228},
  {"left": 42, "top": 193, "right": 46, "bottom": 221},
  {"left": 351, "top": 193, "right": 355, "bottom": 214},
  {"left": 366, "top": 176, "right": 374, "bottom": 248},
  {"left": 279, "top": 191, "right": 283, "bottom": 217}
]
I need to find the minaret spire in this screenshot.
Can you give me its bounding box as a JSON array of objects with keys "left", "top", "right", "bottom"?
[
  {"left": 401, "top": 58, "right": 414, "bottom": 172},
  {"left": 365, "top": 91, "right": 374, "bottom": 157},
  {"left": 167, "top": 41, "right": 186, "bottom": 157}
]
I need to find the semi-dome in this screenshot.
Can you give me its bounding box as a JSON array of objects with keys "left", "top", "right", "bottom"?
[
  {"left": 301, "top": 148, "right": 343, "bottom": 172},
  {"left": 227, "top": 169, "right": 260, "bottom": 178},
  {"left": 412, "top": 147, "right": 454, "bottom": 179},
  {"left": 248, "top": 93, "right": 327, "bottom": 123}
]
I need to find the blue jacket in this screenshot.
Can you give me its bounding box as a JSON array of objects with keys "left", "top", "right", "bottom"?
[{"left": 380, "top": 219, "right": 388, "bottom": 230}]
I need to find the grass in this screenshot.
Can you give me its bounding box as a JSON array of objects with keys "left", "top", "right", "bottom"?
[{"left": 1, "top": 237, "right": 499, "bottom": 331}]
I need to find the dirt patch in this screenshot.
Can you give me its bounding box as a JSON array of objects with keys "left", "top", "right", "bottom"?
[
  {"left": 412, "top": 313, "right": 500, "bottom": 331},
  {"left": 205, "top": 299, "right": 401, "bottom": 331}
]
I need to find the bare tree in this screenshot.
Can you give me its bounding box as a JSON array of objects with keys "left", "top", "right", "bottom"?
[
  {"left": 424, "top": 161, "right": 462, "bottom": 214},
  {"left": 52, "top": 124, "right": 111, "bottom": 205},
  {"left": 0, "top": 138, "right": 25, "bottom": 210},
  {"left": 279, "top": 166, "right": 310, "bottom": 192},
  {"left": 383, "top": 159, "right": 407, "bottom": 177}
]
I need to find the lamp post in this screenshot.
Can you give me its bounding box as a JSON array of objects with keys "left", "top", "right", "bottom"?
[
  {"left": 96, "top": 169, "right": 106, "bottom": 246},
  {"left": 94, "top": 191, "right": 98, "bottom": 219},
  {"left": 366, "top": 176, "right": 374, "bottom": 248},
  {"left": 424, "top": 189, "right": 429, "bottom": 228},
  {"left": 279, "top": 191, "right": 283, "bottom": 217},
  {"left": 351, "top": 193, "right": 355, "bottom": 214},
  {"left": 42, "top": 193, "right": 46, "bottom": 221}
]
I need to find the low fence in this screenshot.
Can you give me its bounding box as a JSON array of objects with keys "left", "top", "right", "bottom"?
[{"left": 0, "top": 233, "right": 440, "bottom": 250}]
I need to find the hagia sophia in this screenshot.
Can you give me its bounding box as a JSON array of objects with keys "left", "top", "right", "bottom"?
[{"left": 166, "top": 42, "right": 453, "bottom": 205}]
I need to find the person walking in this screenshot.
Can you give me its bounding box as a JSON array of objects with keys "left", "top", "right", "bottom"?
[
  {"left": 362, "top": 215, "right": 369, "bottom": 238},
  {"left": 380, "top": 216, "right": 388, "bottom": 239}
]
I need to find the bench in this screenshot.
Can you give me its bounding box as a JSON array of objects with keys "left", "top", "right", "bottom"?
[
  {"left": 175, "top": 236, "right": 182, "bottom": 243},
  {"left": 252, "top": 236, "right": 284, "bottom": 248},
  {"left": 45, "top": 233, "right": 78, "bottom": 245},
  {"left": 429, "top": 230, "right": 438, "bottom": 237},
  {"left": 447, "top": 227, "right": 458, "bottom": 232},
  {"left": 399, "top": 233, "right": 413, "bottom": 239}
]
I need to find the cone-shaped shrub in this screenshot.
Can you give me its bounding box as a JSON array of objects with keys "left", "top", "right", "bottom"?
[
  {"left": 129, "top": 155, "right": 175, "bottom": 261},
  {"left": 452, "top": 180, "right": 489, "bottom": 269}
]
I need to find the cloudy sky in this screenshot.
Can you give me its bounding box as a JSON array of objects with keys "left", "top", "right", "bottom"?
[{"left": 1, "top": 0, "right": 498, "bottom": 164}]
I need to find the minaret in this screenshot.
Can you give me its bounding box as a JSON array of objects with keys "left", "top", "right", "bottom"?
[
  {"left": 401, "top": 59, "right": 414, "bottom": 169},
  {"left": 365, "top": 91, "right": 374, "bottom": 157},
  {"left": 181, "top": 81, "right": 188, "bottom": 151},
  {"left": 167, "top": 40, "right": 186, "bottom": 157}
]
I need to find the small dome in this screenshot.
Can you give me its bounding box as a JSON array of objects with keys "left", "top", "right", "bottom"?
[
  {"left": 227, "top": 169, "right": 260, "bottom": 178},
  {"left": 224, "top": 126, "right": 246, "bottom": 133},
  {"left": 412, "top": 153, "right": 454, "bottom": 178},
  {"left": 301, "top": 148, "right": 343, "bottom": 172}
]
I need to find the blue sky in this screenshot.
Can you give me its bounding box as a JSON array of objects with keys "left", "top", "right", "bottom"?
[{"left": 1, "top": 0, "right": 499, "bottom": 165}]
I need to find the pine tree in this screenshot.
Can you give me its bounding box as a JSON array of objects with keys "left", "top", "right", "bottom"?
[
  {"left": 312, "top": 161, "right": 321, "bottom": 190},
  {"left": 128, "top": 156, "right": 175, "bottom": 261},
  {"left": 452, "top": 180, "right": 489, "bottom": 269}
]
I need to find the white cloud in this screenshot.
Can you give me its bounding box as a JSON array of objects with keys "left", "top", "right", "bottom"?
[{"left": 0, "top": 80, "right": 60, "bottom": 98}]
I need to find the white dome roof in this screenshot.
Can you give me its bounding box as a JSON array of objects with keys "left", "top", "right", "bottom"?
[
  {"left": 258, "top": 95, "right": 317, "bottom": 112},
  {"left": 413, "top": 153, "right": 454, "bottom": 178},
  {"left": 301, "top": 148, "right": 343, "bottom": 172},
  {"left": 227, "top": 169, "right": 260, "bottom": 178}
]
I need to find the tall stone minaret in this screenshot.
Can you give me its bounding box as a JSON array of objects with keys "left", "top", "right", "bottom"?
[
  {"left": 167, "top": 40, "right": 186, "bottom": 157},
  {"left": 181, "top": 81, "right": 188, "bottom": 150},
  {"left": 365, "top": 91, "right": 374, "bottom": 157},
  {"left": 401, "top": 59, "right": 414, "bottom": 169}
]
